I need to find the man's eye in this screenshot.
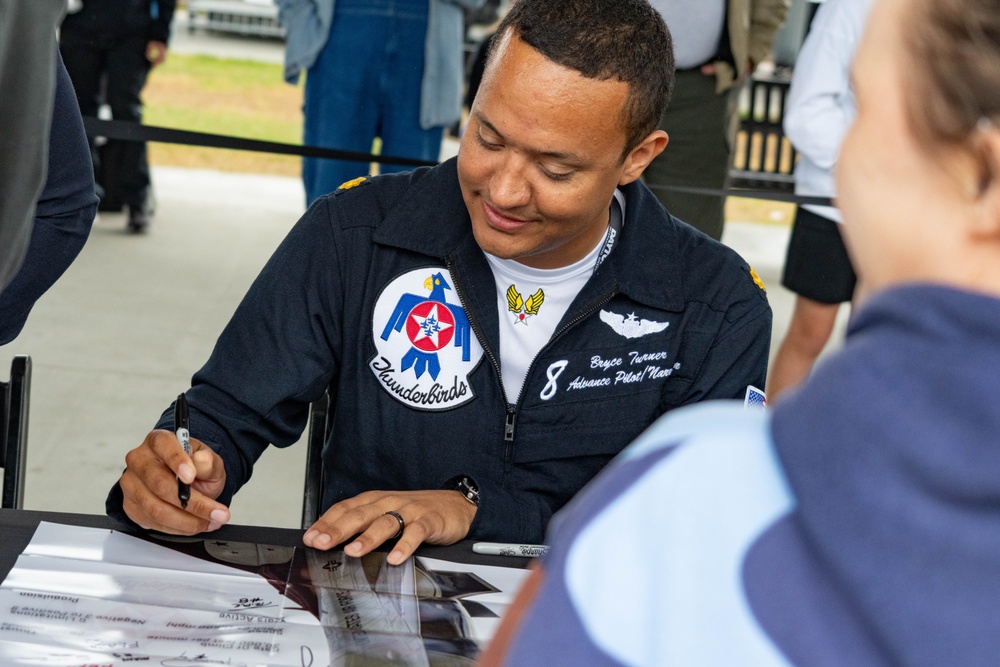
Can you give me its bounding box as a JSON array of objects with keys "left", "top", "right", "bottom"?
[
  {"left": 540, "top": 165, "right": 573, "bottom": 181},
  {"left": 476, "top": 132, "right": 502, "bottom": 151}
]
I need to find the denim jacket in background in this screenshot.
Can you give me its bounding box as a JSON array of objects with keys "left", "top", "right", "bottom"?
[{"left": 275, "top": 0, "right": 486, "bottom": 129}]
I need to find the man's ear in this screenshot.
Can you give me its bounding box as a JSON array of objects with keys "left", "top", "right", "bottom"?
[
  {"left": 968, "top": 122, "right": 1000, "bottom": 239},
  {"left": 619, "top": 130, "right": 669, "bottom": 186}
]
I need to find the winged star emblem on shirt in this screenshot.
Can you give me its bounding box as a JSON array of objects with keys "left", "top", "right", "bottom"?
[
  {"left": 507, "top": 285, "right": 545, "bottom": 324},
  {"left": 599, "top": 310, "right": 670, "bottom": 339}
]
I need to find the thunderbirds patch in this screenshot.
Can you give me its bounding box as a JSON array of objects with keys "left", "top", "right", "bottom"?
[{"left": 369, "top": 268, "right": 484, "bottom": 410}]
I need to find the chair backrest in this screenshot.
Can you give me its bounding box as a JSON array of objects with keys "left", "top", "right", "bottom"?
[
  {"left": 301, "top": 392, "right": 329, "bottom": 529},
  {"left": 1, "top": 355, "right": 31, "bottom": 509}
]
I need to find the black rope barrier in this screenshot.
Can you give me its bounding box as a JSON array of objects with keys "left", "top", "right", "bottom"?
[
  {"left": 648, "top": 183, "right": 833, "bottom": 207},
  {"left": 82, "top": 117, "right": 833, "bottom": 207},
  {"left": 82, "top": 117, "right": 436, "bottom": 169}
]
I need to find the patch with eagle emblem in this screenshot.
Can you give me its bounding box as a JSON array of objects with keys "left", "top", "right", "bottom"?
[{"left": 369, "top": 268, "right": 484, "bottom": 410}]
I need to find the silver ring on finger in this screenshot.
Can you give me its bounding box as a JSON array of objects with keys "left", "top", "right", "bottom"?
[{"left": 383, "top": 510, "right": 405, "bottom": 539}]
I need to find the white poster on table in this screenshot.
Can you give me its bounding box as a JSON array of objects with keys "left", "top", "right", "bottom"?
[{"left": 0, "top": 522, "right": 530, "bottom": 666}]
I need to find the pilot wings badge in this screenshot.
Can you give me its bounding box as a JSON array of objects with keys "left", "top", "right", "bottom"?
[
  {"left": 506, "top": 284, "right": 544, "bottom": 324},
  {"left": 599, "top": 309, "right": 670, "bottom": 339}
]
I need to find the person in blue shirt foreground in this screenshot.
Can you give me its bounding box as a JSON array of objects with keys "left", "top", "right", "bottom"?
[
  {"left": 483, "top": 0, "right": 1000, "bottom": 664},
  {"left": 108, "top": 0, "right": 772, "bottom": 565}
]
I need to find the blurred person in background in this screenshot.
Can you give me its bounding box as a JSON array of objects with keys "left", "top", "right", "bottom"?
[
  {"left": 277, "top": 0, "right": 486, "bottom": 206},
  {"left": 642, "top": 0, "right": 788, "bottom": 241},
  {"left": 0, "top": 0, "right": 65, "bottom": 290},
  {"left": 485, "top": 0, "right": 1000, "bottom": 663},
  {"left": 59, "top": 0, "right": 176, "bottom": 233},
  {"left": 767, "top": 0, "right": 872, "bottom": 400}
]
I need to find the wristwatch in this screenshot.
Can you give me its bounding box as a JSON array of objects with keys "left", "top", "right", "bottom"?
[{"left": 444, "top": 475, "right": 480, "bottom": 507}]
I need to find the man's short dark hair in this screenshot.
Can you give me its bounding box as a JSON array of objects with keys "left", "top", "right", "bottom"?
[{"left": 490, "top": 0, "right": 675, "bottom": 159}]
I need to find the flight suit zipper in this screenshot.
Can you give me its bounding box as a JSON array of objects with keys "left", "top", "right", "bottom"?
[
  {"left": 449, "top": 257, "right": 619, "bottom": 464},
  {"left": 447, "top": 258, "right": 515, "bottom": 453}
]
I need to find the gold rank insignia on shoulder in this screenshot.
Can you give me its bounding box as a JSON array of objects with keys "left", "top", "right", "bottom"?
[
  {"left": 336, "top": 176, "right": 368, "bottom": 192},
  {"left": 749, "top": 266, "right": 766, "bottom": 291}
]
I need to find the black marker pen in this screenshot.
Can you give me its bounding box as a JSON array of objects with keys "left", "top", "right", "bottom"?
[{"left": 175, "top": 393, "right": 191, "bottom": 508}]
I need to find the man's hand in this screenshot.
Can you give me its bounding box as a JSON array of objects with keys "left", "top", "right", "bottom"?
[
  {"left": 119, "top": 429, "right": 231, "bottom": 535},
  {"left": 146, "top": 41, "right": 168, "bottom": 67},
  {"left": 303, "top": 490, "right": 478, "bottom": 565},
  {"left": 699, "top": 58, "right": 755, "bottom": 79}
]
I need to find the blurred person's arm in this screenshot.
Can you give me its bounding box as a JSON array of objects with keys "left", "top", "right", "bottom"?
[
  {"left": 148, "top": 0, "right": 176, "bottom": 46},
  {"left": 146, "top": 0, "right": 177, "bottom": 66},
  {"left": 0, "top": 0, "right": 65, "bottom": 292},
  {"left": 273, "top": 0, "right": 336, "bottom": 84},
  {"left": 0, "top": 49, "right": 98, "bottom": 345},
  {"left": 783, "top": 0, "right": 865, "bottom": 172},
  {"left": 748, "top": 0, "right": 791, "bottom": 70}
]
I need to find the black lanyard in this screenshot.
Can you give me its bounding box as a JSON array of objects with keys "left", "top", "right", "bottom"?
[{"left": 594, "top": 192, "right": 623, "bottom": 270}]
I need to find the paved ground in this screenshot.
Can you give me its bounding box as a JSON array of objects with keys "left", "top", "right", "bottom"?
[{"left": 2, "top": 15, "right": 848, "bottom": 529}]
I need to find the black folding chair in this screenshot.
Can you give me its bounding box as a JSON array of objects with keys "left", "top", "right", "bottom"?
[
  {"left": 301, "top": 392, "right": 329, "bottom": 529},
  {"left": 1, "top": 355, "right": 31, "bottom": 509}
]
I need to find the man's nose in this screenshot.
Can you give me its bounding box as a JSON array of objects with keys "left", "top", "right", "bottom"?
[{"left": 489, "top": 155, "right": 531, "bottom": 209}]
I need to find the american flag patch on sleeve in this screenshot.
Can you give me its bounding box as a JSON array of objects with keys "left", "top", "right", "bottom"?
[{"left": 744, "top": 385, "right": 767, "bottom": 409}]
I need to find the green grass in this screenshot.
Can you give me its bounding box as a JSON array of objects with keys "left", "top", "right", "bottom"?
[
  {"left": 145, "top": 104, "right": 300, "bottom": 144},
  {"left": 143, "top": 53, "right": 303, "bottom": 175},
  {"left": 154, "top": 52, "right": 287, "bottom": 91}
]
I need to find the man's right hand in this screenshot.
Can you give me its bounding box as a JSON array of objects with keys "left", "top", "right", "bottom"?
[{"left": 119, "top": 429, "right": 231, "bottom": 535}]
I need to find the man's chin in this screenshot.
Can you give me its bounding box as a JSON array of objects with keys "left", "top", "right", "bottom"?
[{"left": 472, "top": 224, "right": 523, "bottom": 261}]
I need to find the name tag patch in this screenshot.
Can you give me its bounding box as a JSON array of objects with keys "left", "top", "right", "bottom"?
[{"left": 539, "top": 348, "right": 682, "bottom": 402}]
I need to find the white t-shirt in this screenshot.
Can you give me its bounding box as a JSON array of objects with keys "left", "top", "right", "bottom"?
[{"left": 484, "top": 191, "right": 625, "bottom": 403}]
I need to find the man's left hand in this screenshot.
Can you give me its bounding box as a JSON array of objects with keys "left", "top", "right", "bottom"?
[{"left": 303, "top": 490, "right": 478, "bottom": 565}]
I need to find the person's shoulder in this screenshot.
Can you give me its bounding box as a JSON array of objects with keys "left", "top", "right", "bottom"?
[
  {"left": 327, "top": 169, "right": 419, "bottom": 207},
  {"left": 673, "top": 221, "right": 770, "bottom": 315},
  {"left": 317, "top": 166, "right": 439, "bottom": 230},
  {"left": 619, "top": 183, "right": 770, "bottom": 318}
]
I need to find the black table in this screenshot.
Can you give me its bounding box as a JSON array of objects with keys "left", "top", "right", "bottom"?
[{"left": 0, "top": 507, "right": 531, "bottom": 583}]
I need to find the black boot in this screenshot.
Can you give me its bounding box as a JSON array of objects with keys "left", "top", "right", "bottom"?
[{"left": 127, "top": 202, "right": 152, "bottom": 233}]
